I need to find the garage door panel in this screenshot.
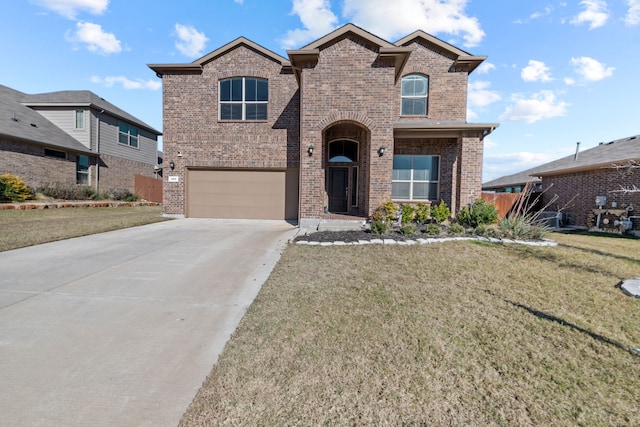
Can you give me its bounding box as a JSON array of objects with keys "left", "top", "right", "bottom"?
[{"left": 187, "top": 169, "right": 296, "bottom": 220}]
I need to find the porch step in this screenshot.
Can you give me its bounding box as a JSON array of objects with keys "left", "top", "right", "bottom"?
[{"left": 317, "top": 219, "right": 367, "bottom": 232}]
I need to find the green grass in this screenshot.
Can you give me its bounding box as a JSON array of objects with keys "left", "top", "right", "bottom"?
[
  {"left": 181, "top": 232, "right": 640, "bottom": 426},
  {"left": 0, "top": 206, "right": 168, "bottom": 252}
]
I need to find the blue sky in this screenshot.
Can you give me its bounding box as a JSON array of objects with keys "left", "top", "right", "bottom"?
[{"left": 2, "top": 0, "right": 639, "bottom": 182}]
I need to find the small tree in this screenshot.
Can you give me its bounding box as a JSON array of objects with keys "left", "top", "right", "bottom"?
[
  {"left": 457, "top": 199, "right": 499, "bottom": 228},
  {"left": 0, "top": 174, "right": 34, "bottom": 202},
  {"left": 431, "top": 200, "right": 451, "bottom": 223}
]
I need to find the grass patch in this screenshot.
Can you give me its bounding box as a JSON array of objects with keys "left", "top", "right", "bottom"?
[
  {"left": 0, "top": 206, "right": 168, "bottom": 252},
  {"left": 182, "top": 232, "right": 640, "bottom": 426}
]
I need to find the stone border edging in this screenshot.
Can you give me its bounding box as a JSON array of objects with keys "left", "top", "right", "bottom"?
[{"left": 295, "top": 236, "right": 558, "bottom": 247}]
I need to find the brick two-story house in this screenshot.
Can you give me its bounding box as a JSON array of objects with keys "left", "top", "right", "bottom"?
[{"left": 149, "top": 24, "right": 497, "bottom": 227}]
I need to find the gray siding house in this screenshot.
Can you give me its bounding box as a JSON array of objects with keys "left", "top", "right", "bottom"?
[{"left": 0, "top": 84, "right": 161, "bottom": 193}]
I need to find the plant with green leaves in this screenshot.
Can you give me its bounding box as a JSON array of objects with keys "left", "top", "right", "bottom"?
[
  {"left": 425, "top": 223, "right": 442, "bottom": 236},
  {"left": 400, "top": 204, "right": 416, "bottom": 224},
  {"left": 414, "top": 202, "right": 431, "bottom": 224},
  {"left": 399, "top": 223, "right": 417, "bottom": 235},
  {"left": 431, "top": 200, "right": 451, "bottom": 223},
  {"left": 449, "top": 223, "right": 465, "bottom": 235},
  {"left": 0, "top": 174, "right": 34, "bottom": 202},
  {"left": 457, "top": 199, "right": 499, "bottom": 228}
]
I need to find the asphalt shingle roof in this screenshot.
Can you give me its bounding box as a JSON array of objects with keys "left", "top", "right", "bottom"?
[
  {"left": 0, "top": 85, "right": 93, "bottom": 154},
  {"left": 483, "top": 134, "right": 640, "bottom": 188}
]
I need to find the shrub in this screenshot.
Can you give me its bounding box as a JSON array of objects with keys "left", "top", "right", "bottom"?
[
  {"left": 414, "top": 202, "right": 431, "bottom": 224},
  {"left": 457, "top": 199, "right": 499, "bottom": 228},
  {"left": 449, "top": 223, "right": 465, "bottom": 235},
  {"left": 425, "top": 223, "right": 442, "bottom": 236},
  {"left": 109, "top": 188, "right": 138, "bottom": 202},
  {"left": 431, "top": 200, "right": 451, "bottom": 223},
  {"left": 400, "top": 204, "right": 416, "bottom": 224},
  {"left": 370, "top": 219, "right": 390, "bottom": 235},
  {"left": 0, "top": 174, "right": 34, "bottom": 202},
  {"left": 372, "top": 201, "right": 399, "bottom": 222},
  {"left": 399, "top": 223, "right": 417, "bottom": 235},
  {"left": 474, "top": 224, "right": 502, "bottom": 238},
  {"left": 38, "top": 183, "right": 101, "bottom": 200},
  {"left": 499, "top": 214, "right": 551, "bottom": 240}
]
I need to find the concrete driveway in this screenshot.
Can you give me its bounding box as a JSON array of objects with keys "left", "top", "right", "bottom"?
[{"left": 0, "top": 219, "right": 297, "bottom": 426}]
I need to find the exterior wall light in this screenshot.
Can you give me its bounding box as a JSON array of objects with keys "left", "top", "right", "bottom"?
[
  {"left": 378, "top": 146, "right": 386, "bottom": 157},
  {"left": 308, "top": 145, "right": 314, "bottom": 156},
  {"left": 169, "top": 161, "right": 175, "bottom": 170}
]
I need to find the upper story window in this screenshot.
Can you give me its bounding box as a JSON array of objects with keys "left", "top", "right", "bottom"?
[
  {"left": 219, "top": 77, "right": 268, "bottom": 121},
  {"left": 118, "top": 122, "right": 139, "bottom": 148},
  {"left": 401, "top": 74, "right": 429, "bottom": 116},
  {"left": 75, "top": 109, "right": 84, "bottom": 129}
]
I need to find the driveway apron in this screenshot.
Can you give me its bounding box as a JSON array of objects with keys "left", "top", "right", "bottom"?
[{"left": 0, "top": 219, "right": 297, "bottom": 426}]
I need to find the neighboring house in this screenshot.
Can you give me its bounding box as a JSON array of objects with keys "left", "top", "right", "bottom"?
[
  {"left": 0, "top": 84, "right": 161, "bottom": 193},
  {"left": 482, "top": 167, "right": 542, "bottom": 194},
  {"left": 483, "top": 135, "right": 640, "bottom": 231},
  {"left": 149, "top": 23, "right": 498, "bottom": 227}
]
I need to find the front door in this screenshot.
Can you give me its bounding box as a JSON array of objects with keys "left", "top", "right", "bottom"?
[{"left": 328, "top": 167, "right": 348, "bottom": 213}]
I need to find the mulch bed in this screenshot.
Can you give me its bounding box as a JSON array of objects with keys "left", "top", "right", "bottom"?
[{"left": 295, "top": 226, "right": 475, "bottom": 243}]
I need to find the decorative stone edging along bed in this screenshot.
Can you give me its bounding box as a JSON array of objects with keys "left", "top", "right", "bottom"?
[
  {"left": 295, "top": 236, "right": 559, "bottom": 247},
  {"left": 0, "top": 201, "right": 161, "bottom": 210}
]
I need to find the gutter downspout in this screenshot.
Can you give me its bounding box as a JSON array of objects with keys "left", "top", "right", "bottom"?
[{"left": 96, "top": 110, "right": 104, "bottom": 192}]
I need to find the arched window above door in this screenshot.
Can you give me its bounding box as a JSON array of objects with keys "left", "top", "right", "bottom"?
[{"left": 329, "top": 140, "right": 358, "bottom": 162}]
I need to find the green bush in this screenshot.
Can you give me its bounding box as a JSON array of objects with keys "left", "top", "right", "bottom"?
[
  {"left": 414, "top": 202, "right": 431, "bottom": 224},
  {"left": 449, "top": 223, "right": 465, "bottom": 235},
  {"left": 431, "top": 200, "right": 451, "bottom": 223},
  {"left": 400, "top": 204, "right": 416, "bottom": 224},
  {"left": 370, "top": 219, "right": 390, "bottom": 235},
  {"left": 38, "top": 183, "right": 101, "bottom": 200},
  {"left": 0, "top": 174, "right": 34, "bottom": 202},
  {"left": 425, "top": 223, "right": 442, "bottom": 236},
  {"left": 457, "top": 199, "right": 499, "bottom": 228},
  {"left": 399, "top": 223, "right": 417, "bottom": 235}
]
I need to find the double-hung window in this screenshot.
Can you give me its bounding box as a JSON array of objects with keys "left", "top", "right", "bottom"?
[
  {"left": 76, "top": 155, "right": 89, "bottom": 185},
  {"left": 392, "top": 155, "right": 439, "bottom": 200},
  {"left": 219, "top": 77, "right": 268, "bottom": 120},
  {"left": 75, "top": 109, "right": 84, "bottom": 129},
  {"left": 401, "top": 74, "right": 428, "bottom": 116},
  {"left": 118, "top": 122, "right": 139, "bottom": 148}
]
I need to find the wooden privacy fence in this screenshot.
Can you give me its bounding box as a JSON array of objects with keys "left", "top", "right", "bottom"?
[
  {"left": 134, "top": 175, "right": 163, "bottom": 203},
  {"left": 481, "top": 192, "right": 520, "bottom": 218}
]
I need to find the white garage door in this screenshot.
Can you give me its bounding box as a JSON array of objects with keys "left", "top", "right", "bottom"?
[{"left": 186, "top": 169, "right": 298, "bottom": 220}]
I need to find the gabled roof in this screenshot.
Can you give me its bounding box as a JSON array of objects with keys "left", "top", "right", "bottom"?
[
  {"left": 288, "top": 23, "right": 413, "bottom": 84},
  {"left": 483, "top": 134, "right": 640, "bottom": 187},
  {"left": 0, "top": 84, "right": 94, "bottom": 155},
  {"left": 148, "top": 37, "right": 291, "bottom": 77},
  {"left": 535, "top": 135, "right": 640, "bottom": 177},
  {"left": 22, "top": 90, "right": 161, "bottom": 135},
  {"left": 394, "top": 30, "right": 486, "bottom": 74}
]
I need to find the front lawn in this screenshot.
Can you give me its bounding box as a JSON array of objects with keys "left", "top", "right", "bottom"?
[
  {"left": 181, "top": 232, "right": 640, "bottom": 426},
  {"left": 0, "top": 205, "right": 168, "bottom": 252}
]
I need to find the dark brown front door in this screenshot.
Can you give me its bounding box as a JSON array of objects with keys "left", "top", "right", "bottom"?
[{"left": 328, "top": 167, "right": 348, "bottom": 213}]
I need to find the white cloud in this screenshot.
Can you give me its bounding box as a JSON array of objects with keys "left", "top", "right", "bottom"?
[
  {"left": 569, "top": 56, "right": 614, "bottom": 82},
  {"left": 32, "top": 0, "right": 109, "bottom": 19},
  {"left": 564, "top": 77, "right": 576, "bottom": 85},
  {"left": 483, "top": 136, "right": 498, "bottom": 149},
  {"left": 174, "top": 24, "right": 208, "bottom": 57},
  {"left": 279, "top": 0, "right": 338, "bottom": 49},
  {"left": 624, "top": 0, "right": 640, "bottom": 25},
  {"left": 483, "top": 151, "right": 560, "bottom": 182},
  {"left": 571, "top": 0, "right": 609, "bottom": 29},
  {"left": 341, "top": 0, "right": 485, "bottom": 47},
  {"left": 234, "top": 0, "right": 244, "bottom": 4},
  {"left": 499, "top": 90, "right": 569, "bottom": 123},
  {"left": 476, "top": 62, "right": 496, "bottom": 74},
  {"left": 515, "top": 5, "right": 554, "bottom": 23},
  {"left": 521, "top": 60, "right": 553, "bottom": 82},
  {"left": 468, "top": 81, "right": 501, "bottom": 108},
  {"left": 67, "top": 21, "right": 121, "bottom": 55},
  {"left": 90, "top": 75, "right": 161, "bottom": 90}
]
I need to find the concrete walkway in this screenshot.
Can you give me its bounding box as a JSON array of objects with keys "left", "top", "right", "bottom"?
[{"left": 0, "top": 219, "right": 297, "bottom": 426}]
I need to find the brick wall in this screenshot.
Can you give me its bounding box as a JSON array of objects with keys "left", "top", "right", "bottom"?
[
  {"left": 98, "top": 153, "right": 156, "bottom": 193},
  {"left": 543, "top": 167, "right": 640, "bottom": 229},
  {"left": 300, "top": 35, "right": 397, "bottom": 218},
  {"left": 0, "top": 137, "right": 78, "bottom": 188},
  {"left": 161, "top": 45, "right": 300, "bottom": 215}
]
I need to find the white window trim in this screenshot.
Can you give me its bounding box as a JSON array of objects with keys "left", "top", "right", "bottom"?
[
  {"left": 118, "top": 122, "right": 140, "bottom": 149},
  {"left": 218, "top": 77, "right": 268, "bottom": 121},
  {"left": 75, "top": 109, "right": 84, "bottom": 129},
  {"left": 392, "top": 155, "right": 440, "bottom": 201},
  {"left": 401, "top": 74, "right": 429, "bottom": 116}
]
